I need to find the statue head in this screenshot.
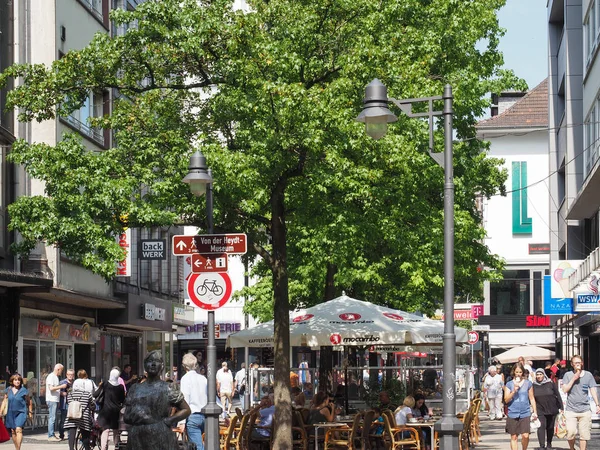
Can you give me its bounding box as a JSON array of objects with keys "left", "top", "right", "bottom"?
[{"left": 144, "top": 350, "right": 164, "bottom": 377}]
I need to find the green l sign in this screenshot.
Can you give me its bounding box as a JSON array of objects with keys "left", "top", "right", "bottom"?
[{"left": 512, "top": 161, "right": 532, "bottom": 234}]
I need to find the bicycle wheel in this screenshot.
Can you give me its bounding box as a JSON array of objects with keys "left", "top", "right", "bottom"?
[
  {"left": 213, "top": 285, "right": 224, "bottom": 296},
  {"left": 197, "top": 284, "right": 208, "bottom": 296}
]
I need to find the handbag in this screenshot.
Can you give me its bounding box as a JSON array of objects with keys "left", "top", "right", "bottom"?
[
  {"left": 67, "top": 400, "right": 83, "bottom": 419},
  {"left": 0, "top": 417, "right": 10, "bottom": 443},
  {"left": 530, "top": 417, "right": 541, "bottom": 433},
  {"left": 555, "top": 411, "right": 567, "bottom": 439},
  {"left": 0, "top": 396, "right": 7, "bottom": 417}
]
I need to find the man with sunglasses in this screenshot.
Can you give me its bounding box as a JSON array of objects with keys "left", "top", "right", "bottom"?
[{"left": 562, "top": 355, "right": 600, "bottom": 450}]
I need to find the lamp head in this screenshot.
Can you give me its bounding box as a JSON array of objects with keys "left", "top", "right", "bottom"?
[
  {"left": 183, "top": 150, "right": 212, "bottom": 197},
  {"left": 356, "top": 79, "right": 398, "bottom": 139}
]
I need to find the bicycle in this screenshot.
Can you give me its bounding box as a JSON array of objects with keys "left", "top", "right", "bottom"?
[
  {"left": 76, "top": 423, "right": 100, "bottom": 450},
  {"left": 196, "top": 278, "right": 223, "bottom": 296}
]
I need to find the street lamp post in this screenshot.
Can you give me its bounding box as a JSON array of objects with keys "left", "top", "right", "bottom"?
[
  {"left": 183, "top": 150, "right": 221, "bottom": 450},
  {"left": 356, "top": 79, "right": 463, "bottom": 450}
]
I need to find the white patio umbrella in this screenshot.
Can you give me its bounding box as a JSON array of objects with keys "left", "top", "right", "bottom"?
[
  {"left": 226, "top": 294, "right": 468, "bottom": 348},
  {"left": 493, "top": 345, "right": 555, "bottom": 364}
]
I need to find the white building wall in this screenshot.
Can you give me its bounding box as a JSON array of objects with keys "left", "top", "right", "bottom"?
[{"left": 483, "top": 130, "right": 551, "bottom": 265}]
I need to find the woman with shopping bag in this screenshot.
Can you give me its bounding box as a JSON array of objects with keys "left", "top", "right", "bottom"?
[
  {"left": 2, "top": 374, "right": 32, "bottom": 450},
  {"left": 64, "top": 376, "right": 95, "bottom": 450},
  {"left": 532, "top": 368, "right": 563, "bottom": 450}
]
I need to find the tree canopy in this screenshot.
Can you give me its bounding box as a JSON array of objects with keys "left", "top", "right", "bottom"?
[{"left": 1, "top": 0, "right": 525, "bottom": 445}]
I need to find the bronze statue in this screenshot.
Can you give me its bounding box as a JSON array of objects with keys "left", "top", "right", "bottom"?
[{"left": 124, "top": 351, "right": 191, "bottom": 450}]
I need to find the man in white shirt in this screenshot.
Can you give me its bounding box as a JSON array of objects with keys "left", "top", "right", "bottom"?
[
  {"left": 45, "top": 364, "right": 67, "bottom": 441},
  {"left": 216, "top": 361, "right": 234, "bottom": 416},
  {"left": 180, "top": 353, "right": 207, "bottom": 450},
  {"left": 234, "top": 363, "right": 247, "bottom": 411}
]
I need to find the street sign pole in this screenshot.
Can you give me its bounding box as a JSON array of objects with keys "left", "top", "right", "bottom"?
[{"left": 202, "top": 174, "right": 221, "bottom": 450}]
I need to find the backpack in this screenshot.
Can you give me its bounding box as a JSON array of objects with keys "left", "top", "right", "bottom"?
[{"left": 67, "top": 400, "right": 82, "bottom": 419}]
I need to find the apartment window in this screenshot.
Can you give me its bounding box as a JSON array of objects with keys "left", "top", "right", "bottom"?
[
  {"left": 489, "top": 270, "right": 531, "bottom": 315},
  {"left": 585, "top": 1, "right": 597, "bottom": 67},
  {"left": 64, "top": 91, "right": 105, "bottom": 145},
  {"left": 82, "top": 0, "right": 104, "bottom": 21}
]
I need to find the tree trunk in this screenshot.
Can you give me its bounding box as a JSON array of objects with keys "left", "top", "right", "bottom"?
[
  {"left": 271, "top": 178, "right": 292, "bottom": 449},
  {"left": 319, "top": 263, "right": 337, "bottom": 394}
]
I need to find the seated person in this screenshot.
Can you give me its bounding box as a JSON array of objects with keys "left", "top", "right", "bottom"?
[
  {"left": 292, "top": 386, "right": 305, "bottom": 407},
  {"left": 378, "top": 391, "right": 397, "bottom": 412},
  {"left": 394, "top": 396, "right": 416, "bottom": 440},
  {"left": 412, "top": 393, "right": 432, "bottom": 450},
  {"left": 308, "top": 391, "right": 338, "bottom": 439},
  {"left": 251, "top": 396, "right": 275, "bottom": 439},
  {"left": 394, "top": 396, "right": 415, "bottom": 426},
  {"left": 371, "top": 407, "right": 384, "bottom": 436}
]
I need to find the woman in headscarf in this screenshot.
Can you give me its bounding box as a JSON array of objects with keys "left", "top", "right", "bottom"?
[
  {"left": 532, "top": 367, "right": 563, "bottom": 450},
  {"left": 483, "top": 366, "right": 504, "bottom": 420},
  {"left": 95, "top": 369, "right": 125, "bottom": 450},
  {"left": 64, "top": 372, "right": 95, "bottom": 450}
]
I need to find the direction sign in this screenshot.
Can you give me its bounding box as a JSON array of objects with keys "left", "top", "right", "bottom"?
[
  {"left": 467, "top": 331, "right": 479, "bottom": 345},
  {"left": 187, "top": 272, "right": 232, "bottom": 310},
  {"left": 191, "top": 253, "right": 228, "bottom": 273},
  {"left": 172, "top": 233, "right": 247, "bottom": 255}
]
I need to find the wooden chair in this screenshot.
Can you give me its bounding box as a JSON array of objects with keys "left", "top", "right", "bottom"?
[
  {"left": 220, "top": 415, "right": 239, "bottom": 450},
  {"left": 248, "top": 411, "right": 272, "bottom": 450},
  {"left": 232, "top": 412, "right": 253, "bottom": 450},
  {"left": 236, "top": 407, "right": 244, "bottom": 419},
  {"left": 324, "top": 412, "right": 361, "bottom": 449},
  {"left": 380, "top": 414, "right": 420, "bottom": 450},
  {"left": 292, "top": 409, "right": 309, "bottom": 450}
]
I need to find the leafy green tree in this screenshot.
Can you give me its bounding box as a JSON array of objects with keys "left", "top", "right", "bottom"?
[{"left": 0, "top": 0, "right": 524, "bottom": 446}]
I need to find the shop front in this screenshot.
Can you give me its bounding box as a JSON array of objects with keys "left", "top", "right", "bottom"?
[
  {"left": 18, "top": 317, "right": 100, "bottom": 404},
  {"left": 98, "top": 293, "right": 174, "bottom": 378},
  {"left": 477, "top": 314, "right": 556, "bottom": 360}
]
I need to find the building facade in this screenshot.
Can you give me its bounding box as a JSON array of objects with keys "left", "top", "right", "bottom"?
[
  {"left": 476, "top": 80, "right": 553, "bottom": 358},
  {"left": 548, "top": 0, "right": 600, "bottom": 368},
  {"left": 0, "top": 0, "right": 190, "bottom": 392}
]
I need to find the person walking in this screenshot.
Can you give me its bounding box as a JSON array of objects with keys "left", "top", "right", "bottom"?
[
  {"left": 562, "top": 355, "right": 600, "bottom": 450},
  {"left": 504, "top": 363, "right": 538, "bottom": 450},
  {"left": 58, "top": 369, "right": 75, "bottom": 441},
  {"left": 74, "top": 370, "right": 97, "bottom": 394},
  {"left": 95, "top": 369, "right": 125, "bottom": 450},
  {"left": 483, "top": 366, "right": 504, "bottom": 420},
  {"left": 45, "top": 363, "right": 67, "bottom": 441},
  {"left": 234, "top": 363, "right": 247, "bottom": 411},
  {"left": 216, "top": 362, "right": 234, "bottom": 416},
  {"left": 532, "top": 368, "right": 563, "bottom": 450},
  {"left": 3, "top": 373, "right": 32, "bottom": 450},
  {"left": 64, "top": 377, "right": 95, "bottom": 450},
  {"left": 180, "top": 352, "right": 207, "bottom": 450}
]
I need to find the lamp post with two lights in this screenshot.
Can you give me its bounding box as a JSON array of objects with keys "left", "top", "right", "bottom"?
[{"left": 356, "top": 79, "right": 462, "bottom": 450}]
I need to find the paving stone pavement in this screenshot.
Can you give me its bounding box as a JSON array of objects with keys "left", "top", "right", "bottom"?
[{"left": 5, "top": 412, "right": 600, "bottom": 449}]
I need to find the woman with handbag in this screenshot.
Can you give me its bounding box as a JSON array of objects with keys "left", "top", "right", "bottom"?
[
  {"left": 64, "top": 376, "right": 95, "bottom": 450},
  {"left": 95, "top": 369, "right": 125, "bottom": 450},
  {"left": 504, "top": 363, "right": 538, "bottom": 450},
  {"left": 532, "top": 368, "right": 563, "bottom": 450},
  {"left": 3, "top": 373, "right": 32, "bottom": 450}
]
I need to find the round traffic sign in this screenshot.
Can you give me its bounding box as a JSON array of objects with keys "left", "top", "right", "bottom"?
[
  {"left": 467, "top": 331, "right": 479, "bottom": 345},
  {"left": 187, "top": 272, "right": 232, "bottom": 310}
]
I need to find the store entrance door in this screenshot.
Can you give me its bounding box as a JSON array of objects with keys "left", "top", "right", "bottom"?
[{"left": 56, "top": 344, "right": 73, "bottom": 372}]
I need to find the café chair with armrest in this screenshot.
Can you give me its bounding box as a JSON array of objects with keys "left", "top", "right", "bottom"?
[
  {"left": 324, "top": 412, "right": 360, "bottom": 450},
  {"left": 381, "top": 414, "right": 420, "bottom": 450}
]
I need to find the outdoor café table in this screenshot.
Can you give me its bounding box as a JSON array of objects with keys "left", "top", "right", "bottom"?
[
  {"left": 313, "top": 422, "right": 347, "bottom": 450},
  {"left": 407, "top": 419, "right": 436, "bottom": 450}
]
